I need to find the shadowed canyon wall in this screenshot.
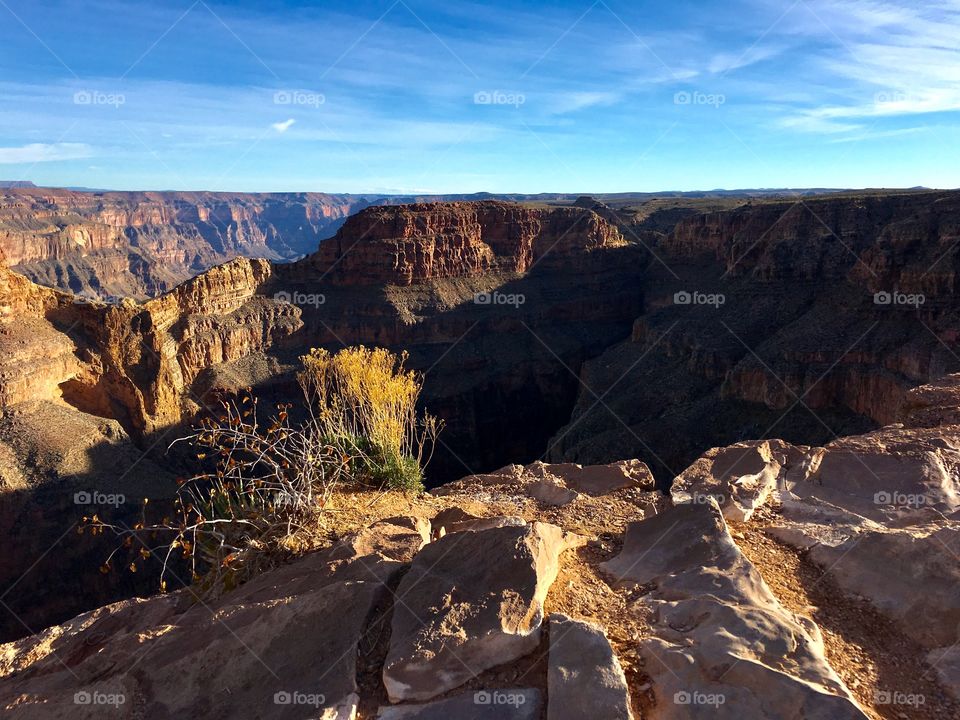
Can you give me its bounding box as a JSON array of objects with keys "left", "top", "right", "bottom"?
[{"left": 549, "top": 191, "right": 960, "bottom": 480}]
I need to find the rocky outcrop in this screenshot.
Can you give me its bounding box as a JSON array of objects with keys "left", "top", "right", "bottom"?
[
  {"left": 0, "top": 254, "right": 301, "bottom": 436},
  {"left": 2, "top": 445, "right": 955, "bottom": 717},
  {"left": 547, "top": 613, "right": 633, "bottom": 720},
  {"left": 0, "top": 472, "right": 650, "bottom": 717},
  {"left": 435, "top": 459, "right": 655, "bottom": 503},
  {"left": 672, "top": 418, "right": 960, "bottom": 702},
  {"left": 0, "top": 516, "right": 428, "bottom": 719},
  {"left": 603, "top": 501, "right": 868, "bottom": 719},
  {"left": 0, "top": 200, "right": 646, "bottom": 640}
]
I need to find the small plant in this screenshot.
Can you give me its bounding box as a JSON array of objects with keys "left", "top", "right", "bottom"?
[
  {"left": 298, "top": 345, "right": 440, "bottom": 493},
  {"left": 88, "top": 346, "right": 440, "bottom": 597}
]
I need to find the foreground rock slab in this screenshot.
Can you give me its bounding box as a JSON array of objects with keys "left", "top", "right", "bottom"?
[
  {"left": 547, "top": 613, "right": 633, "bottom": 720},
  {"left": 603, "top": 501, "right": 868, "bottom": 719},
  {"left": 377, "top": 688, "right": 541, "bottom": 719},
  {"left": 0, "top": 516, "right": 429, "bottom": 719},
  {"left": 382, "top": 521, "right": 576, "bottom": 702}
]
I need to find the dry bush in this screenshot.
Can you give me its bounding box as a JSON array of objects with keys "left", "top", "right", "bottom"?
[
  {"left": 89, "top": 345, "right": 439, "bottom": 597},
  {"left": 299, "top": 345, "right": 440, "bottom": 493}
]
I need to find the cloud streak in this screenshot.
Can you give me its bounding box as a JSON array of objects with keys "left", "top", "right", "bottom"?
[{"left": 0, "top": 142, "right": 93, "bottom": 164}]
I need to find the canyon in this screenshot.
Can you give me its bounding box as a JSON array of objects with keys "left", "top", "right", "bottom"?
[
  {"left": 0, "top": 185, "right": 777, "bottom": 302},
  {"left": 0, "top": 187, "right": 370, "bottom": 300},
  {"left": 0, "top": 189, "right": 958, "bottom": 718}
]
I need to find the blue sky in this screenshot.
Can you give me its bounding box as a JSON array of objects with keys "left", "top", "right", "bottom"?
[{"left": 0, "top": 0, "right": 958, "bottom": 193}]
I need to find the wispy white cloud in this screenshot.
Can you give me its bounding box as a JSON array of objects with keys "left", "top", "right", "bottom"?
[
  {"left": 707, "top": 45, "right": 783, "bottom": 75},
  {"left": 546, "top": 91, "right": 621, "bottom": 115},
  {"left": 0, "top": 143, "right": 93, "bottom": 163},
  {"left": 826, "top": 125, "right": 926, "bottom": 144},
  {"left": 778, "top": 1, "right": 960, "bottom": 132},
  {"left": 778, "top": 115, "right": 863, "bottom": 134}
]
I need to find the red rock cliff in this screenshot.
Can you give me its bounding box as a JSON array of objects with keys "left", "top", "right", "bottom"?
[{"left": 299, "top": 201, "right": 625, "bottom": 285}]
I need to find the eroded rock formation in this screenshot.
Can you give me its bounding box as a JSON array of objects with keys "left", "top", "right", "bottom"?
[
  {"left": 297, "top": 200, "right": 625, "bottom": 285},
  {"left": 550, "top": 190, "right": 960, "bottom": 481}
]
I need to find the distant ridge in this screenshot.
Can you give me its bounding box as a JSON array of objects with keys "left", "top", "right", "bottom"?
[{"left": 0, "top": 181, "right": 36, "bottom": 189}]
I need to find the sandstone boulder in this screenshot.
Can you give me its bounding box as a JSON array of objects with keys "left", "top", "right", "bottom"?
[
  {"left": 382, "top": 522, "right": 575, "bottom": 702},
  {"left": 525, "top": 459, "right": 654, "bottom": 496},
  {"left": 672, "top": 439, "right": 811, "bottom": 522},
  {"left": 547, "top": 613, "right": 633, "bottom": 720},
  {"left": 526, "top": 478, "right": 579, "bottom": 506},
  {"left": 808, "top": 524, "right": 960, "bottom": 656},
  {"left": 602, "top": 502, "right": 867, "bottom": 719},
  {"left": 435, "top": 459, "right": 654, "bottom": 503},
  {"left": 429, "top": 507, "right": 526, "bottom": 536},
  {"left": 785, "top": 427, "right": 960, "bottom": 522},
  {"left": 228, "top": 515, "right": 431, "bottom": 604},
  {"left": 753, "top": 427, "right": 960, "bottom": 679}
]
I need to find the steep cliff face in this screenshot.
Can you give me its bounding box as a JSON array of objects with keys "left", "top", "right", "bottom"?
[
  {"left": 0, "top": 188, "right": 370, "bottom": 300},
  {"left": 0, "top": 248, "right": 84, "bottom": 409},
  {"left": 550, "top": 191, "right": 960, "bottom": 480},
  {"left": 666, "top": 191, "right": 960, "bottom": 289},
  {"left": 62, "top": 258, "right": 303, "bottom": 436},
  {"left": 295, "top": 201, "right": 625, "bottom": 285}
]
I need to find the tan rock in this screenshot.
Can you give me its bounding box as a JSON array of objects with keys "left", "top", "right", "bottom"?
[
  {"left": 229, "top": 515, "right": 431, "bottom": 605},
  {"left": 435, "top": 459, "right": 654, "bottom": 503},
  {"left": 547, "top": 614, "right": 633, "bottom": 720},
  {"left": 785, "top": 426, "right": 960, "bottom": 522},
  {"left": 382, "top": 522, "right": 574, "bottom": 702},
  {"left": 808, "top": 524, "right": 960, "bottom": 650},
  {"left": 527, "top": 478, "right": 579, "bottom": 506},
  {"left": 526, "top": 459, "right": 654, "bottom": 496},
  {"left": 429, "top": 507, "right": 526, "bottom": 536},
  {"left": 672, "top": 439, "right": 810, "bottom": 522},
  {"left": 602, "top": 501, "right": 867, "bottom": 719}
]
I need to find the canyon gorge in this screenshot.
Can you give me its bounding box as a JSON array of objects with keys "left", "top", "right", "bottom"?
[{"left": 0, "top": 189, "right": 958, "bottom": 718}]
